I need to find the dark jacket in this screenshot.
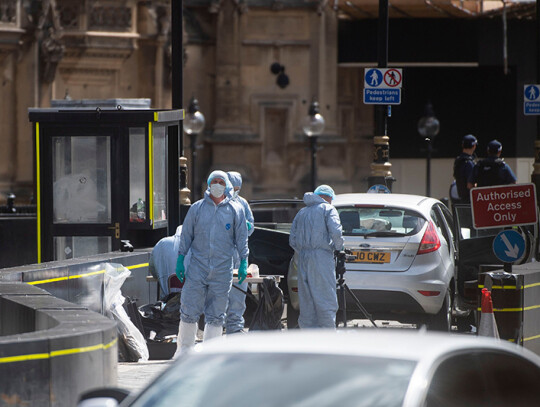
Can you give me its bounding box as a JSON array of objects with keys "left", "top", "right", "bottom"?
[
  {"left": 453, "top": 153, "right": 476, "bottom": 202},
  {"left": 469, "top": 157, "right": 517, "bottom": 187}
]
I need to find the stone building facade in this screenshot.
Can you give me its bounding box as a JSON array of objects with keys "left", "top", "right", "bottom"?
[
  {"left": 0, "top": 0, "right": 373, "bottom": 204},
  {"left": 3, "top": 1, "right": 534, "bottom": 205}
]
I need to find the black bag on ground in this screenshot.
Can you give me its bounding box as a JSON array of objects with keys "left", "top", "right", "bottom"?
[
  {"left": 249, "top": 277, "right": 284, "bottom": 331},
  {"left": 138, "top": 292, "right": 181, "bottom": 340},
  {"left": 123, "top": 296, "right": 145, "bottom": 337}
]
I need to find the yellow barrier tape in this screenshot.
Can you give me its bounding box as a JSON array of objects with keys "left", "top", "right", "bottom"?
[
  {"left": 128, "top": 263, "right": 149, "bottom": 270},
  {"left": 478, "top": 282, "right": 540, "bottom": 290},
  {"left": 0, "top": 338, "right": 117, "bottom": 365},
  {"left": 36, "top": 123, "right": 42, "bottom": 264},
  {"left": 26, "top": 263, "right": 148, "bottom": 285},
  {"left": 477, "top": 304, "right": 540, "bottom": 312},
  {"left": 148, "top": 122, "right": 154, "bottom": 224},
  {"left": 478, "top": 284, "right": 519, "bottom": 290},
  {"left": 524, "top": 334, "right": 540, "bottom": 342}
]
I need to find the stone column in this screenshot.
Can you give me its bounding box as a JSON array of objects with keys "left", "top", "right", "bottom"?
[{"left": 213, "top": 0, "right": 242, "bottom": 135}]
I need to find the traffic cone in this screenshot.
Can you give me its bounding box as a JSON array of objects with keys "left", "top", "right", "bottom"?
[{"left": 478, "top": 288, "right": 499, "bottom": 339}]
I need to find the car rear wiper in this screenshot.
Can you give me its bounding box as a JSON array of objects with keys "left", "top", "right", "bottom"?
[{"left": 363, "top": 231, "right": 408, "bottom": 238}]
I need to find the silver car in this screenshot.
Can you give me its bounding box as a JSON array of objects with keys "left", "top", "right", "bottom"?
[
  {"left": 332, "top": 193, "right": 457, "bottom": 330},
  {"left": 79, "top": 330, "right": 540, "bottom": 407}
]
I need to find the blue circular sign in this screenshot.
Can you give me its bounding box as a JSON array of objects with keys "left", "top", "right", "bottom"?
[
  {"left": 367, "top": 184, "right": 391, "bottom": 194},
  {"left": 365, "top": 69, "right": 383, "bottom": 87},
  {"left": 492, "top": 230, "right": 525, "bottom": 264},
  {"left": 525, "top": 85, "right": 540, "bottom": 101}
]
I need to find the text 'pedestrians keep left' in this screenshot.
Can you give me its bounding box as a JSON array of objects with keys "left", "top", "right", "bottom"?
[{"left": 364, "top": 68, "right": 402, "bottom": 105}]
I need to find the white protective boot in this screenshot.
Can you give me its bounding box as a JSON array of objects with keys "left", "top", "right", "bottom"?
[
  {"left": 173, "top": 320, "right": 198, "bottom": 359},
  {"left": 203, "top": 323, "right": 223, "bottom": 342}
]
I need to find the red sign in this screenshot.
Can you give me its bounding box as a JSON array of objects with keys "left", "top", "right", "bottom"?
[{"left": 470, "top": 183, "right": 538, "bottom": 229}]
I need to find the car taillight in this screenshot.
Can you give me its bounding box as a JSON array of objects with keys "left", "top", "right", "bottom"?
[
  {"left": 417, "top": 221, "right": 441, "bottom": 255},
  {"left": 418, "top": 290, "right": 441, "bottom": 297}
]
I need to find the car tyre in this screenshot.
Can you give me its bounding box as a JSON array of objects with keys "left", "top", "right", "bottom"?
[
  {"left": 428, "top": 289, "right": 452, "bottom": 332},
  {"left": 287, "top": 297, "right": 299, "bottom": 329}
]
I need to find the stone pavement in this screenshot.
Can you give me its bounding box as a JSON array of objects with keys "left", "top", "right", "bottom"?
[{"left": 118, "top": 360, "right": 173, "bottom": 394}]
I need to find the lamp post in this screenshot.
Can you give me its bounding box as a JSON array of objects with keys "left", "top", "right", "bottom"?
[
  {"left": 302, "top": 100, "right": 325, "bottom": 191},
  {"left": 184, "top": 97, "right": 205, "bottom": 201},
  {"left": 417, "top": 102, "right": 440, "bottom": 197}
]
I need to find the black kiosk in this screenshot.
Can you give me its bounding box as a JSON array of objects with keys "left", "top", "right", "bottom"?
[{"left": 29, "top": 104, "right": 184, "bottom": 263}]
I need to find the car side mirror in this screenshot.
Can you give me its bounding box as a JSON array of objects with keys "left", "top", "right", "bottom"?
[{"left": 78, "top": 387, "right": 130, "bottom": 407}]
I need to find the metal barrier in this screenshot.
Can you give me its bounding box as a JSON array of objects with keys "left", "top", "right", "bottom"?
[
  {"left": 0, "top": 282, "right": 117, "bottom": 406},
  {"left": 479, "top": 263, "right": 540, "bottom": 355},
  {"left": 0, "top": 250, "right": 156, "bottom": 406}
]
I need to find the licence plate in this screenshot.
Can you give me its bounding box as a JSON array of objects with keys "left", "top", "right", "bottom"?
[{"left": 352, "top": 251, "right": 390, "bottom": 263}]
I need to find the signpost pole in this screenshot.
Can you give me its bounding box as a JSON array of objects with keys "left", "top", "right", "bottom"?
[
  {"left": 368, "top": 0, "right": 393, "bottom": 190},
  {"left": 535, "top": 1, "right": 540, "bottom": 205},
  {"left": 503, "top": 262, "right": 512, "bottom": 273}
]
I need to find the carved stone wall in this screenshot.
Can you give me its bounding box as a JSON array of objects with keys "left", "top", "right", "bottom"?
[
  {"left": 0, "top": 0, "right": 165, "bottom": 203},
  {"left": 185, "top": 0, "right": 346, "bottom": 198},
  {"left": 0, "top": 0, "right": 353, "bottom": 203}
]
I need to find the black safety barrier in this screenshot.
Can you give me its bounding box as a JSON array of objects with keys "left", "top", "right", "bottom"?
[
  {"left": 0, "top": 215, "right": 37, "bottom": 268},
  {"left": 479, "top": 263, "right": 540, "bottom": 355},
  {"left": 0, "top": 282, "right": 117, "bottom": 407}
]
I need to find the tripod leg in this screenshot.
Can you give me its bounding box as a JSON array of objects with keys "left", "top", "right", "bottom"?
[
  {"left": 341, "top": 284, "right": 347, "bottom": 328},
  {"left": 336, "top": 279, "right": 347, "bottom": 328},
  {"left": 343, "top": 283, "right": 377, "bottom": 328}
]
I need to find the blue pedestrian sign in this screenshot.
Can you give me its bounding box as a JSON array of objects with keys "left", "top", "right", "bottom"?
[
  {"left": 492, "top": 230, "right": 525, "bottom": 263},
  {"left": 364, "top": 68, "right": 402, "bottom": 105},
  {"left": 524, "top": 84, "right": 540, "bottom": 115}
]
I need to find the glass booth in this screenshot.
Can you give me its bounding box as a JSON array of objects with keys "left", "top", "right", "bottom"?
[{"left": 29, "top": 107, "right": 184, "bottom": 263}]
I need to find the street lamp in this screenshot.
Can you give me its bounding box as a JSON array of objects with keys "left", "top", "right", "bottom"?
[
  {"left": 417, "top": 102, "right": 440, "bottom": 197},
  {"left": 302, "top": 100, "right": 325, "bottom": 192},
  {"left": 184, "top": 97, "right": 205, "bottom": 201}
]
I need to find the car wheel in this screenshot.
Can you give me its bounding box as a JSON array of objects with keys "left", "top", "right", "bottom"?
[
  {"left": 287, "top": 296, "right": 299, "bottom": 329},
  {"left": 428, "top": 289, "right": 452, "bottom": 332}
]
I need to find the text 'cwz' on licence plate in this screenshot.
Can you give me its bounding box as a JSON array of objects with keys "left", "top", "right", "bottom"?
[{"left": 352, "top": 251, "right": 390, "bottom": 263}]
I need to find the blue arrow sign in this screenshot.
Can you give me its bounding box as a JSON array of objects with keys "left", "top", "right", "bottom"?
[{"left": 492, "top": 230, "right": 525, "bottom": 263}]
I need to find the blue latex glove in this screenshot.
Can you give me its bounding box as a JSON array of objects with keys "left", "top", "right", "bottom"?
[
  {"left": 176, "top": 254, "right": 185, "bottom": 282},
  {"left": 238, "top": 258, "right": 248, "bottom": 284},
  {"left": 247, "top": 221, "right": 253, "bottom": 231}
]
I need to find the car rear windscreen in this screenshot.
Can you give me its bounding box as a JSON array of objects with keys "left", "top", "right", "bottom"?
[{"left": 337, "top": 206, "right": 426, "bottom": 237}]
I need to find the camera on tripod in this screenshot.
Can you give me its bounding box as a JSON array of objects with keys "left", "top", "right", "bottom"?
[
  {"left": 334, "top": 248, "right": 377, "bottom": 328},
  {"left": 334, "top": 249, "right": 356, "bottom": 278}
]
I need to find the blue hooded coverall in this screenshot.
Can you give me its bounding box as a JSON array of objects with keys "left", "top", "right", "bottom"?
[
  {"left": 149, "top": 226, "right": 192, "bottom": 300},
  {"left": 178, "top": 171, "right": 249, "bottom": 328},
  {"left": 289, "top": 192, "right": 344, "bottom": 328},
  {"left": 225, "top": 171, "right": 255, "bottom": 333}
]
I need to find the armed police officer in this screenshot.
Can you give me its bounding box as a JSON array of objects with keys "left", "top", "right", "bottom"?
[
  {"left": 452, "top": 134, "right": 477, "bottom": 204},
  {"left": 468, "top": 139, "right": 516, "bottom": 188}
]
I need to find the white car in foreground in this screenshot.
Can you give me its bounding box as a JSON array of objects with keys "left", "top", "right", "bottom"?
[
  {"left": 332, "top": 193, "right": 457, "bottom": 330},
  {"left": 79, "top": 330, "right": 540, "bottom": 407}
]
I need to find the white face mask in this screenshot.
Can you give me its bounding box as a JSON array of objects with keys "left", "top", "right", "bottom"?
[
  {"left": 233, "top": 189, "right": 240, "bottom": 199},
  {"left": 210, "top": 183, "right": 226, "bottom": 198}
]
